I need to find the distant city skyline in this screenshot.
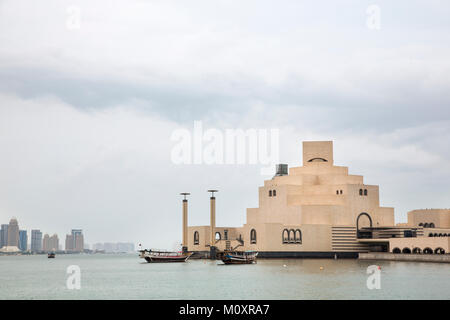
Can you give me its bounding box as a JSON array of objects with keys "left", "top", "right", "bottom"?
[
  {"left": 92, "top": 242, "right": 135, "bottom": 253},
  {"left": 1, "top": 216, "right": 139, "bottom": 248},
  {"left": 0, "top": 216, "right": 136, "bottom": 253}
]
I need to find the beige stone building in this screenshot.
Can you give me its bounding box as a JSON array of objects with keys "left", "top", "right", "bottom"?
[
  {"left": 7, "top": 217, "right": 19, "bottom": 247},
  {"left": 183, "top": 141, "right": 450, "bottom": 258},
  {"left": 43, "top": 234, "right": 59, "bottom": 252}
]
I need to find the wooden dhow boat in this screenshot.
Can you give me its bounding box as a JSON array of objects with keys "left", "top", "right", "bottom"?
[
  {"left": 139, "top": 249, "right": 192, "bottom": 263},
  {"left": 219, "top": 251, "right": 258, "bottom": 265}
]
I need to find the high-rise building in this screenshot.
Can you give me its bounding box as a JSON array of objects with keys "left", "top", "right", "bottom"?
[
  {"left": 42, "top": 234, "right": 59, "bottom": 252},
  {"left": 31, "top": 230, "right": 43, "bottom": 252},
  {"left": 7, "top": 218, "right": 19, "bottom": 247},
  {"left": 42, "top": 234, "right": 50, "bottom": 251},
  {"left": 65, "top": 229, "right": 84, "bottom": 252},
  {"left": 65, "top": 234, "right": 74, "bottom": 252},
  {"left": 72, "top": 229, "right": 84, "bottom": 252},
  {"left": 50, "top": 234, "right": 59, "bottom": 251},
  {"left": 19, "top": 230, "right": 27, "bottom": 251},
  {"left": 0, "top": 224, "right": 8, "bottom": 248},
  {"left": 75, "top": 233, "right": 84, "bottom": 252}
]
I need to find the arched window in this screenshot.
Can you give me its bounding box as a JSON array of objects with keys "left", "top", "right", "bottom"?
[
  {"left": 418, "top": 223, "right": 424, "bottom": 227},
  {"left": 359, "top": 189, "right": 363, "bottom": 196},
  {"left": 273, "top": 190, "right": 277, "bottom": 197},
  {"left": 413, "top": 248, "right": 422, "bottom": 254},
  {"left": 215, "top": 232, "right": 221, "bottom": 241},
  {"left": 435, "top": 248, "right": 445, "bottom": 255},
  {"left": 295, "top": 229, "right": 302, "bottom": 244},
  {"left": 307, "top": 158, "right": 328, "bottom": 162},
  {"left": 392, "top": 247, "right": 401, "bottom": 254},
  {"left": 340, "top": 190, "right": 343, "bottom": 194},
  {"left": 434, "top": 233, "right": 438, "bottom": 237},
  {"left": 364, "top": 189, "right": 368, "bottom": 196},
  {"left": 336, "top": 190, "right": 339, "bottom": 195},
  {"left": 194, "top": 231, "right": 199, "bottom": 245},
  {"left": 282, "top": 229, "right": 289, "bottom": 244},
  {"left": 269, "top": 190, "right": 272, "bottom": 197},
  {"left": 424, "top": 223, "right": 429, "bottom": 228},
  {"left": 250, "top": 229, "right": 257, "bottom": 244},
  {"left": 429, "top": 233, "right": 433, "bottom": 237},
  {"left": 423, "top": 247, "right": 433, "bottom": 254},
  {"left": 289, "top": 229, "right": 295, "bottom": 243},
  {"left": 356, "top": 212, "right": 373, "bottom": 239},
  {"left": 402, "top": 248, "right": 411, "bottom": 254},
  {"left": 439, "top": 233, "right": 443, "bottom": 237},
  {"left": 429, "top": 223, "right": 435, "bottom": 228}
]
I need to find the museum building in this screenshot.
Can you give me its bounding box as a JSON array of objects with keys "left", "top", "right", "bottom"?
[{"left": 182, "top": 141, "right": 450, "bottom": 258}]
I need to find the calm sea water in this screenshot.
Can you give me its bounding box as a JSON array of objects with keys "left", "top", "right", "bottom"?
[{"left": 0, "top": 253, "right": 449, "bottom": 300}]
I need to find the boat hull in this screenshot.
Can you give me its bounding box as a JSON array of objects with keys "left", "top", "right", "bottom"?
[
  {"left": 222, "top": 258, "right": 256, "bottom": 265},
  {"left": 144, "top": 256, "right": 190, "bottom": 263},
  {"left": 220, "top": 252, "right": 258, "bottom": 265},
  {"left": 140, "top": 251, "right": 193, "bottom": 263}
]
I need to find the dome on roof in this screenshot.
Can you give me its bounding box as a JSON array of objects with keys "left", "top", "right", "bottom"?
[{"left": 0, "top": 246, "right": 20, "bottom": 253}]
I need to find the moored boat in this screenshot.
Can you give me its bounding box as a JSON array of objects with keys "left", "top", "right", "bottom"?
[
  {"left": 48, "top": 252, "right": 55, "bottom": 258},
  {"left": 139, "top": 249, "right": 192, "bottom": 263},
  {"left": 219, "top": 251, "right": 258, "bottom": 264}
]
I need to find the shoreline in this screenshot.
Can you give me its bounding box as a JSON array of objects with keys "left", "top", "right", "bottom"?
[{"left": 359, "top": 252, "right": 450, "bottom": 263}]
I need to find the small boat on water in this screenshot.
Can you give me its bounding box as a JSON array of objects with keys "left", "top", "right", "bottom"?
[
  {"left": 48, "top": 252, "right": 55, "bottom": 259},
  {"left": 139, "top": 249, "right": 192, "bottom": 263},
  {"left": 219, "top": 251, "right": 258, "bottom": 265}
]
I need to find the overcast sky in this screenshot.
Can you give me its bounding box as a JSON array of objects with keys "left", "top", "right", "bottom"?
[{"left": 0, "top": 0, "right": 449, "bottom": 249}]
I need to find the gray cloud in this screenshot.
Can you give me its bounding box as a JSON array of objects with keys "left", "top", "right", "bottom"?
[{"left": 0, "top": 0, "right": 449, "bottom": 247}]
